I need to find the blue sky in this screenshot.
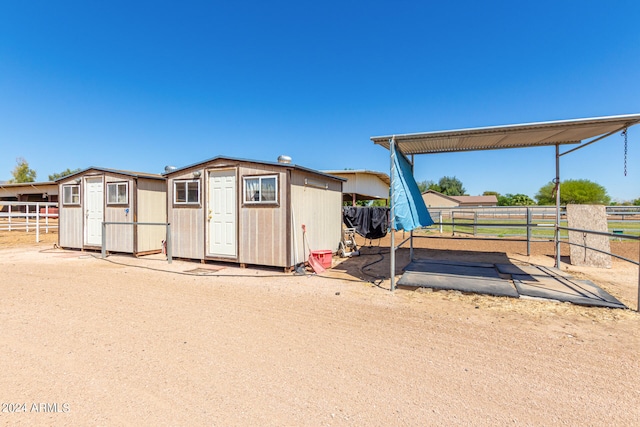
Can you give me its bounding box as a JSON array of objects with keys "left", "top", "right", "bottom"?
[{"left": 1, "top": 1, "right": 639, "bottom": 201}]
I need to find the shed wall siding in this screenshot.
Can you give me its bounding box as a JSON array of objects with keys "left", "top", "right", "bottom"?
[
  {"left": 168, "top": 171, "right": 205, "bottom": 259},
  {"left": 237, "top": 166, "right": 288, "bottom": 267},
  {"left": 104, "top": 174, "right": 134, "bottom": 253},
  {"left": 290, "top": 172, "right": 342, "bottom": 266},
  {"left": 136, "top": 178, "right": 167, "bottom": 253},
  {"left": 58, "top": 178, "right": 86, "bottom": 249},
  {"left": 58, "top": 201, "right": 83, "bottom": 248}
]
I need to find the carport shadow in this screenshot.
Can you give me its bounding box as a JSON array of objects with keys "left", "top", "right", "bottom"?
[{"left": 329, "top": 245, "right": 392, "bottom": 287}]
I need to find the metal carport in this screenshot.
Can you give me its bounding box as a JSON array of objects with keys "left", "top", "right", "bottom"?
[{"left": 371, "top": 113, "right": 640, "bottom": 291}]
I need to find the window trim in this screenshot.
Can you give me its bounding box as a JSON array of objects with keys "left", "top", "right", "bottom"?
[
  {"left": 173, "top": 179, "right": 201, "bottom": 205},
  {"left": 106, "top": 181, "right": 129, "bottom": 205},
  {"left": 62, "top": 184, "right": 80, "bottom": 206},
  {"left": 243, "top": 174, "right": 279, "bottom": 205}
]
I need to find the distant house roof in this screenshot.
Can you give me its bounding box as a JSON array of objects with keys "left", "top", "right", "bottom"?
[
  {"left": 0, "top": 181, "right": 57, "bottom": 189},
  {"left": 0, "top": 181, "right": 59, "bottom": 196},
  {"left": 423, "top": 190, "right": 497, "bottom": 206},
  {"left": 450, "top": 195, "right": 498, "bottom": 205}
]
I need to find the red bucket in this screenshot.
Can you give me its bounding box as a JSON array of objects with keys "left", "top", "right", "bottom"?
[{"left": 310, "top": 250, "right": 332, "bottom": 269}]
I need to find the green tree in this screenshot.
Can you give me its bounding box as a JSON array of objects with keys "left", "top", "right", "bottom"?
[
  {"left": 510, "top": 193, "right": 536, "bottom": 206},
  {"left": 483, "top": 191, "right": 499, "bottom": 196},
  {"left": 496, "top": 193, "right": 535, "bottom": 206},
  {"left": 370, "top": 199, "right": 387, "bottom": 207},
  {"left": 535, "top": 182, "right": 557, "bottom": 205},
  {"left": 417, "top": 180, "right": 439, "bottom": 193},
  {"left": 49, "top": 168, "right": 81, "bottom": 181},
  {"left": 9, "top": 157, "right": 36, "bottom": 183},
  {"left": 535, "top": 179, "right": 610, "bottom": 205},
  {"left": 438, "top": 176, "right": 466, "bottom": 196},
  {"left": 497, "top": 194, "right": 511, "bottom": 206},
  {"left": 633, "top": 198, "right": 640, "bottom": 206},
  {"left": 343, "top": 199, "right": 388, "bottom": 207}
]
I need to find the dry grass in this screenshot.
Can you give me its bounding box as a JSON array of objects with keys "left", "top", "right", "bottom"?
[{"left": 0, "top": 229, "right": 58, "bottom": 247}]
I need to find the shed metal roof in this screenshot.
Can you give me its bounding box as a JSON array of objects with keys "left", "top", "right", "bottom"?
[
  {"left": 55, "top": 167, "right": 165, "bottom": 182},
  {"left": 164, "top": 156, "right": 346, "bottom": 182},
  {"left": 371, "top": 114, "right": 640, "bottom": 155}
]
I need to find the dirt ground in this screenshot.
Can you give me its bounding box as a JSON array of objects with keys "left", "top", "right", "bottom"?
[{"left": 1, "top": 230, "right": 639, "bottom": 426}]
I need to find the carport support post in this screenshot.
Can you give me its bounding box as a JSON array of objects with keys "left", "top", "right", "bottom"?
[
  {"left": 409, "top": 154, "right": 414, "bottom": 262},
  {"left": 555, "top": 144, "right": 561, "bottom": 269},
  {"left": 390, "top": 136, "right": 396, "bottom": 291}
]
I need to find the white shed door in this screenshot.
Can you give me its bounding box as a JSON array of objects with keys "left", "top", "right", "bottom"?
[
  {"left": 84, "top": 177, "right": 104, "bottom": 246},
  {"left": 208, "top": 170, "right": 236, "bottom": 257}
]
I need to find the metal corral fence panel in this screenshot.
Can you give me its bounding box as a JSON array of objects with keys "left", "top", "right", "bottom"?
[
  {"left": 0, "top": 201, "right": 59, "bottom": 241},
  {"left": 425, "top": 205, "right": 640, "bottom": 239}
]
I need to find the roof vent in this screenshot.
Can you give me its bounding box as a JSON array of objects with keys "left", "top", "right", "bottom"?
[
  {"left": 277, "top": 155, "right": 292, "bottom": 164},
  {"left": 164, "top": 165, "right": 177, "bottom": 173}
]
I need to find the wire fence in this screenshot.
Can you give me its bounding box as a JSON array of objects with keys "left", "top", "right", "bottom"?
[{"left": 425, "top": 206, "right": 640, "bottom": 239}]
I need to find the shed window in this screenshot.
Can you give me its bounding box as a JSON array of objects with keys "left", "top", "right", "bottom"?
[
  {"left": 174, "top": 180, "right": 200, "bottom": 204},
  {"left": 244, "top": 175, "right": 277, "bottom": 204},
  {"left": 62, "top": 185, "right": 80, "bottom": 205},
  {"left": 107, "top": 182, "right": 128, "bottom": 205}
]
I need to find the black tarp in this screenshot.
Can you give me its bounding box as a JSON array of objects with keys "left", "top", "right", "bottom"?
[{"left": 342, "top": 206, "right": 389, "bottom": 240}]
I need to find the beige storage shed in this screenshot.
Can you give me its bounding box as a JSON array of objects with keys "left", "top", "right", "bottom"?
[
  {"left": 57, "top": 167, "right": 167, "bottom": 255},
  {"left": 164, "top": 156, "right": 344, "bottom": 269}
]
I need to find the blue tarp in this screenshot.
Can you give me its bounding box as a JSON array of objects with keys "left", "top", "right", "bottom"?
[{"left": 391, "top": 143, "right": 434, "bottom": 231}]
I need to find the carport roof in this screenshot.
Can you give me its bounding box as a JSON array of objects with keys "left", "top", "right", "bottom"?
[{"left": 371, "top": 113, "right": 640, "bottom": 155}]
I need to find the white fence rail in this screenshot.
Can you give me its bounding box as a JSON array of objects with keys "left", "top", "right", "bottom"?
[{"left": 0, "top": 201, "right": 59, "bottom": 242}]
